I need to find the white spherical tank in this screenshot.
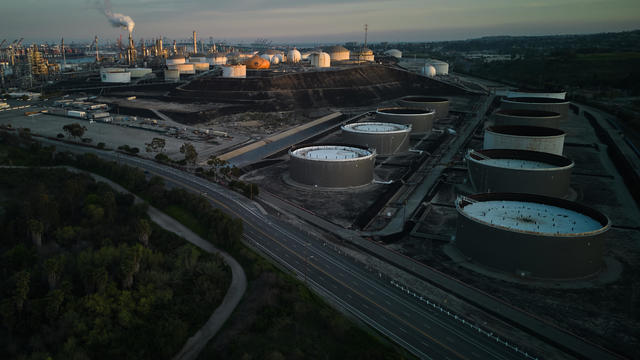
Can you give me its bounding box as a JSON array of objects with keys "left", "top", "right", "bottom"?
[
  {"left": 422, "top": 65, "right": 437, "bottom": 77},
  {"left": 310, "top": 52, "right": 331, "bottom": 68},
  {"left": 288, "top": 49, "right": 301, "bottom": 63},
  {"left": 222, "top": 64, "right": 246, "bottom": 78},
  {"left": 101, "top": 71, "right": 131, "bottom": 83},
  {"left": 484, "top": 125, "right": 566, "bottom": 155},
  {"left": 271, "top": 56, "right": 280, "bottom": 65},
  {"left": 384, "top": 49, "right": 402, "bottom": 58}
]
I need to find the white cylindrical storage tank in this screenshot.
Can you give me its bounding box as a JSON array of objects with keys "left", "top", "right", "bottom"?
[
  {"left": 169, "top": 63, "right": 195, "bottom": 75},
  {"left": 341, "top": 122, "right": 411, "bottom": 156},
  {"left": 129, "top": 68, "right": 152, "bottom": 78},
  {"left": 164, "top": 69, "right": 180, "bottom": 82},
  {"left": 287, "top": 49, "right": 301, "bottom": 63},
  {"left": 384, "top": 49, "right": 402, "bottom": 58},
  {"left": 310, "top": 52, "right": 331, "bottom": 68},
  {"left": 326, "top": 46, "right": 350, "bottom": 61},
  {"left": 398, "top": 96, "right": 449, "bottom": 120},
  {"left": 194, "top": 62, "right": 210, "bottom": 72},
  {"left": 375, "top": 107, "right": 435, "bottom": 134},
  {"left": 166, "top": 55, "right": 186, "bottom": 66},
  {"left": 99, "top": 67, "right": 126, "bottom": 76},
  {"left": 422, "top": 65, "right": 436, "bottom": 77},
  {"left": 289, "top": 144, "right": 376, "bottom": 188},
  {"left": 208, "top": 53, "right": 228, "bottom": 65},
  {"left": 222, "top": 64, "right": 246, "bottom": 78},
  {"left": 101, "top": 71, "right": 131, "bottom": 83},
  {"left": 430, "top": 61, "right": 449, "bottom": 75},
  {"left": 484, "top": 125, "right": 566, "bottom": 155},
  {"left": 189, "top": 54, "right": 208, "bottom": 63}
]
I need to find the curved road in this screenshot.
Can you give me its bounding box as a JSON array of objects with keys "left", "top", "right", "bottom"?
[{"left": 37, "top": 139, "right": 537, "bottom": 360}]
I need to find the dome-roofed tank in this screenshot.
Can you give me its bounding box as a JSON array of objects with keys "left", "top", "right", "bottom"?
[
  {"left": 325, "top": 45, "right": 350, "bottom": 61},
  {"left": 422, "top": 65, "right": 436, "bottom": 77},
  {"left": 384, "top": 49, "right": 402, "bottom": 58},
  {"left": 310, "top": 52, "right": 331, "bottom": 68},
  {"left": 245, "top": 55, "right": 270, "bottom": 69},
  {"left": 287, "top": 48, "right": 301, "bottom": 63}
]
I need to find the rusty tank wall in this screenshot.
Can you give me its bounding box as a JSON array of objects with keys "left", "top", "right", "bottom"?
[
  {"left": 288, "top": 144, "right": 376, "bottom": 187},
  {"left": 375, "top": 107, "right": 435, "bottom": 134},
  {"left": 454, "top": 193, "right": 610, "bottom": 279},
  {"left": 466, "top": 149, "right": 574, "bottom": 198},
  {"left": 398, "top": 96, "right": 450, "bottom": 120},
  {"left": 501, "top": 97, "right": 570, "bottom": 121},
  {"left": 484, "top": 125, "right": 566, "bottom": 155},
  {"left": 493, "top": 109, "right": 562, "bottom": 129},
  {"left": 341, "top": 124, "right": 411, "bottom": 156}
]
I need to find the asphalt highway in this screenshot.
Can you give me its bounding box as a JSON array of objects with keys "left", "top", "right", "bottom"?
[{"left": 40, "top": 139, "right": 533, "bottom": 360}]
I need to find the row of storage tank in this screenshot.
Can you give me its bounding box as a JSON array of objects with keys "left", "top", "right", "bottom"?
[
  {"left": 456, "top": 92, "right": 611, "bottom": 280},
  {"left": 288, "top": 96, "right": 450, "bottom": 187}
]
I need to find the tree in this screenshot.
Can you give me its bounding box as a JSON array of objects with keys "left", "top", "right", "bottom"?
[
  {"left": 121, "top": 244, "right": 145, "bottom": 289},
  {"left": 145, "top": 138, "right": 166, "bottom": 153},
  {"left": 44, "top": 255, "right": 65, "bottom": 290},
  {"left": 62, "top": 123, "right": 87, "bottom": 142},
  {"left": 27, "top": 219, "right": 44, "bottom": 248},
  {"left": 180, "top": 142, "right": 198, "bottom": 165},
  {"left": 13, "top": 270, "right": 31, "bottom": 312},
  {"left": 136, "top": 219, "right": 152, "bottom": 247}
]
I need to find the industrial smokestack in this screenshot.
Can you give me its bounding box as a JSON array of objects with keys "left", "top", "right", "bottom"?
[
  {"left": 61, "top": 38, "right": 66, "bottom": 69},
  {"left": 102, "top": 0, "right": 135, "bottom": 33},
  {"left": 193, "top": 30, "right": 197, "bottom": 55}
]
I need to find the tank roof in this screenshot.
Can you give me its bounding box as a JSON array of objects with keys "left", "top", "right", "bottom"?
[
  {"left": 487, "top": 125, "right": 565, "bottom": 137},
  {"left": 290, "top": 145, "right": 374, "bottom": 161},
  {"left": 467, "top": 149, "right": 573, "bottom": 169},
  {"left": 326, "top": 45, "right": 349, "bottom": 53},
  {"left": 503, "top": 97, "right": 569, "bottom": 104},
  {"left": 496, "top": 109, "right": 561, "bottom": 118},
  {"left": 401, "top": 96, "right": 449, "bottom": 103},
  {"left": 377, "top": 107, "right": 434, "bottom": 115},
  {"left": 457, "top": 193, "right": 610, "bottom": 236},
  {"left": 342, "top": 122, "right": 411, "bottom": 134}
]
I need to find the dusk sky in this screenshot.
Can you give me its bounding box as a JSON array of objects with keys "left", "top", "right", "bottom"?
[{"left": 2, "top": 0, "right": 639, "bottom": 44}]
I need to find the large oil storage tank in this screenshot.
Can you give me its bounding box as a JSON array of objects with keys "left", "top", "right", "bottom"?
[
  {"left": 189, "top": 53, "right": 208, "bottom": 63},
  {"left": 501, "top": 97, "right": 570, "bottom": 121},
  {"left": 429, "top": 60, "right": 449, "bottom": 75},
  {"left": 164, "top": 69, "right": 180, "bottom": 82},
  {"left": 194, "top": 62, "right": 210, "bottom": 72},
  {"left": 493, "top": 109, "right": 562, "bottom": 128},
  {"left": 221, "top": 64, "right": 246, "bottom": 78},
  {"left": 128, "top": 68, "right": 152, "bottom": 78},
  {"left": 398, "top": 96, "right": 449, "bottom": 120},
  {"left": 168, "top": 63, "right": 196, "bottom": 75},
  {"left": 245, "top": 55, "right": 270, "bottom": 69},
  {"left": 325, "top": 46, "right": 350, "bottom": 61},
  {"left": 454, "top": 193, "right": 610, "bottom": 279},
  {"left": 341, "top": 122, "right": 411, "bottom": 156},
  {"left": 484, "top": 125, "right": 566, "bottom": 155},
  {"left": 421, "top": 65, "right": 436, "bottom": 77},
  {"left": 384, "top": 49, "right": 402, "bottom": 58},
  {"left": 101, "top": 71, "right": 131, "bottom": 83},
  {"left": 289, "top": 144, "right": 376, "bottom": 188},
  {"left": 166, "top": 55, "right": 186, "bottom": 66},
  {"left": 287, "top": 48, "right": 301, "bottom": 63},
  {"left": 466, "top": 149, "right": 574, "bottom": 198},
  {"left": 208, "top": 53, "right": 228, "bottom": 65},
  {"left": 376, "top": 107, "right": 435, "bottom": 134},
  {"left": 310, "top": 52, "right": 331, "bottom": 68},
  {"left": 352, "top": 48, "right": 374, "bottom": 62}
]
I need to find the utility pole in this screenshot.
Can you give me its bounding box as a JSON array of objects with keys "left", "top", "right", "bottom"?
[{"left": 364, "top": 24, "right": 368, "bottom": 49}]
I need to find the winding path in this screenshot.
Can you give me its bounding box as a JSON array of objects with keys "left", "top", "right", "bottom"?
[{"left": 1, "top": 166, "right": 246, "bottom": 360}]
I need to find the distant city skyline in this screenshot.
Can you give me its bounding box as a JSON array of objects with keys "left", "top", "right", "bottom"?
[{"left": 1, "top": 0, "right": 639, "bottom": 44}]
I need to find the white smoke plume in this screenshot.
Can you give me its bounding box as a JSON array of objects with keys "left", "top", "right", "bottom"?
[{"left": 102, "top": 0, "right": 135, "bottom": 33}]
